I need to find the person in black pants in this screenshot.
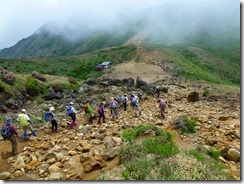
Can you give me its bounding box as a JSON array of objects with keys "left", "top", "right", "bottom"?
[
  {"left": 48, "top": 107, "right": 58, "bottom": 132},
  {"left": 98, "top": 102, "right": 106, "bottom": 123}
]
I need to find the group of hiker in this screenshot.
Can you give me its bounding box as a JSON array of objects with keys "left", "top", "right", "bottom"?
[
  {"left": 1, "top": 84, "right": 167, "bottom": 156},
  {"left": 1, "top": 109, "right": 37, "bottom": 155}
]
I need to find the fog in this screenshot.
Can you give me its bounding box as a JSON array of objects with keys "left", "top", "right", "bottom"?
[
  {"left": 0, "top": 0, "right": 165, "bottom": 49},
  {"left": 0, "top": 0, "right": 240, "bottom": 49}
]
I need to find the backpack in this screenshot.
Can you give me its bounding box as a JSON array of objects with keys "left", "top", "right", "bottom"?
[
  {"left": 1, "top": 125, "right": 11, "bottom": 140},
  {"left": 66, "top": 106, "right": 73, "bottom": 116},
  {"left": 97, "top": 106, "right": 102, "bottom": 114},
  {"left": 131, "top": 98, "right": 138, "bottom": 107},
  {"left": 44, "top": 112, "right": 53, "bottom": 122},
  {"left": 121, "top": 96, "right": 126, "bottom": 103},
  {"left": 160, "top": 101, "right": 166, "bottom": 109},
  {"left": 138, "top": 92, "right": 142, "bottom": 97},
  {"left": 111, "top": 101, "right": 117, "bottom": 109},
  {"left": 18, "top": 114, "right": 28, "bottom": 126}
]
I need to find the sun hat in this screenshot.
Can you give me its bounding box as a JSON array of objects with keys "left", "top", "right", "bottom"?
[
  {"left": 49, "top": 107, "right": 55, "bottom": 111},
  {"left": 70, "top": 102, "right": 74, "bottom": 105},
  {"left": 22, "top": 109, "right": 27, "bottom": 113}
]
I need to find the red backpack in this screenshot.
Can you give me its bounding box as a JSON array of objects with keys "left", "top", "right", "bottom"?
[{"left": 97, "top": 106, "right": 102, "bottom": 114}]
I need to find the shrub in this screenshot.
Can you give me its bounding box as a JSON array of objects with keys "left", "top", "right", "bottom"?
[
  {"left": 178, "top": 115, "right": 198, "bottom": 134},
  {"left": 26, "top": 77, "right": 47, "bottom": 97},
  {"left": 68, "top": 77, "right": 77, "bottom": 84},
  {"left": 202, "top": 89, "right": 210, "bottom": 97}
]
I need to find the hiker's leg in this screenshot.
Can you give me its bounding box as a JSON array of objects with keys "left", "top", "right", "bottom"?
[
  {"left": 52, "top": 121, "right": 55, "bottom": 131},
  {"left": 28, "top": 124, "right": 36, "bottom": 136},
  {"left": 102, "top": 114, "right": 106, "bottom": 123},
  {"left": 12, "top": 136, "right": 18, "bottom": 155},
  {"left": 116, "top": 108, "right": 118, "bottom": 119},
  {"left": 98, "top": 114, "right": 101, "bottom": 123},
  {"left": 54, "top": 121, "right": 58, "bottom": 131},
  {"left": 22, "top": 126, "right": 28, "bottom": 140}
]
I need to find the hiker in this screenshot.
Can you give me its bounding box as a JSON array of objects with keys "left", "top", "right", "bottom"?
[
  {"left": 129, "top": 91, "right": 135, "bottom": 107},
  {"left": 159, "top": 98, "right": 167, "bottom": 119},
  {"left": 48, "top": 107, "right": 58, "bottom": 132},
  {"left": 109, "top": 97, "right": 119, "bottom": 120},
  {"left": 97, "top": 102, "right": 106, "bottom": 124},
  {"left": 153, "top": 83, "right": 157, "bottom": 95},
  {"left": 66, "top": 102, "right": 77, "bottom": 126},
  {"left": 2, "top": 117, "right": 18, "bottom": 155},
  {"left": 121, "top": 94, "right": 128, "bottom": 111},
  {"left": 17, "top": 109, "right": 36, "bottom": 140},
  {"left": 131, "top": 96, "right": 142, "bottom": 117},
  {"left": 138, "top": 90, "right": 143, "bottom": 103},
  {"left": 83, "top": 102, "right": 94, "bottom": 124},
  {"left": 156, "top": 88, "right": 160, "bottom": 98}
]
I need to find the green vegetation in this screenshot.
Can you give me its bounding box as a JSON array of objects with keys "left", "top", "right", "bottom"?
[
  {"left": 142, "top": 31, "right": 240, "bottom": 86},
  {"left": 177, "top": 115, "right": 198, "bottom": 134},
  {"left": 202, "top": 89, "right": 210, "bottom": 97},
  {"left": 0, "top": 45, "right": 136, "bottom": 80},
  {"left": 114, "top": 124, "right": 233, "bottom": 180}
]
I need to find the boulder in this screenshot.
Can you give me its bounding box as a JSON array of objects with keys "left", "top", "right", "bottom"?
[
  {"left": 136, "top": 76, "right": 148, "bottom": 88},
  {"left": 84, "top": 78, "right": 99, "bottom": 85},
  {"left": 187, "top": 91, "right": 199, "bottom": 102},
  {"left": 226, "top": 148, "right": 240, "bottom": 162},
  {"left": 49, "top": 172, "right": 61, "bottom": 180},
  {"left": 122, "top": 78, "right": 134, "bottom": 87},
  {"left": 32, "top": 71, "right": 47, "bottom": 82}
]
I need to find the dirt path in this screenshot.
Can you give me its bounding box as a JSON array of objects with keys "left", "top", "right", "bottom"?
[{"left": 101, "top": 61, "right": 170, "bottom": 84}]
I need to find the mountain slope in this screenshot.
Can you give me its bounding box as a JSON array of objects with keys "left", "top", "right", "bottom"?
[{"left": 0, "top": 0, "right": 239, "bottom": 59}]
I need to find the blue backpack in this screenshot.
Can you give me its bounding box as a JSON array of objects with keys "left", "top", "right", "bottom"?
[
  {"left": 44, "top": 112, "right": 53, "bottom": 122},
  {"left": 131, "top": 98, "right": 138, "bottom": 107},
  {"left": 66, "top": 106, "right": 73, "bottom": 115},
  {"left": 1, "top": 125, "right": 11, "bottom": 140}
]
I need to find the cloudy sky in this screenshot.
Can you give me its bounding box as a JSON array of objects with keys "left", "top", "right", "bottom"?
[
  {"left": 0, "top": 0, "right": 168, "bottom": 50},
  {"left": 0, "top": 0, "right": 242, "bottom": 50}
]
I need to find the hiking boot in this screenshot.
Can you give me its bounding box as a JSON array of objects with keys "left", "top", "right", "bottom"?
[{"left": 23, "top": 132, "right": 28, "bottom": 140}]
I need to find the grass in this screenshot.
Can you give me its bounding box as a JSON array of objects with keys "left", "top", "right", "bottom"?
[
  {"left": 0, "top": 45, "right": 137, "bottom": 81},
  {"left": 115, "top": 124, "right": 234, "bottom": 180},
  {"left": 142, "top": 36, "right": 240, "bottom": 86}
]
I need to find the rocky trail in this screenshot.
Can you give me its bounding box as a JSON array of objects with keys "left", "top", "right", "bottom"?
[
  {"left": 0, "top": 77, "right": 240, "bottom": 180},
  {"left": 0, "top": 48, "right": 240, "bottom": 180}
]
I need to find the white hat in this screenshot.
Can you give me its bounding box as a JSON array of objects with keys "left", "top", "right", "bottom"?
[
  {"left": 110, "top": 97, "right": 114, "bottom": 100},
  {"left": 49, "top": 107, "right": 55, "bottom": 111},
  {"left": 21, "top": 109, "right": 27, "bottom": 113},
  {"left": 70, "top": 102, "right": 74, "bottom": 105},
  {"left": 102, "top": 101, "right": 106, "bottom": 104}
]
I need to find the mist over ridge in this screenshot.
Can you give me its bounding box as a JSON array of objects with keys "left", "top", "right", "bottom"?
[{"left": 0, "top": 0, "right": 240, "bottom": 59}]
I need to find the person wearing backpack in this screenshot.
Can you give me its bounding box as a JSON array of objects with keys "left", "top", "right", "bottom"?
[
  {"left": 83, "top": 102, "right": 94, "bottom": 124},
  {"left": 2, "top": 117, "right": 18, "bottom": 155},
  {"left": 46, "top": 107, "right": 58, "bottom": 132},
  {"left": 121, "top": 94, "right": 128, "bottom": 111},
  {"left": 97, "top": 102, "right": 106, "bottom": 124},
  {"left": 66, "top": 102, "right": 77, "bottom": 127},
  {"left": 131, "top": 96, "right": 142, "bottom": 117},
  {"left": 159, "top": 98, "right": 167, "bottom": 119},
  {"left": 17, "top": 109, "right": 36, "bottom": 140},
  {"left": 138, "top": 90, "right": 143, "bottom": 103},
  {"left": 152, "top": 83, "right": 157, "bottom": 96},
  {"left": 109, "top": 97, "right": 119, "bottom": 120}
]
